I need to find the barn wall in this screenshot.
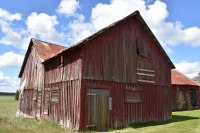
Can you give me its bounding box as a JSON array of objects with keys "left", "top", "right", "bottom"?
[
  {"left": 81, "top": 16, "right": 171, "bottom": 86},
  {"left": 44, "top": 48, "right": 81, "bottom": 84},
  {"left": 171, "top": 85, "right": 200, "bottom": 109},
  {"left": 43, "top": 48, "right": 82, "bottom": 130},
  {"left": 80, "top": 79, "right": 172, "bottom": 130},
  {"left": 20, "top": 46, "right": 44, "bottom": 89},
  {"left": 19, "top": 46, "right": 44, "bottom": 117}
]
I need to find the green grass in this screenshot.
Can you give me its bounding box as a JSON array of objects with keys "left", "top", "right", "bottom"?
[
  {"left": 108, "top": 110, "right": 200, "bottom": 133},
  {"left": 1, "top": 95, "right": 200, "bottom": 133},
  {"left": 0, "top": 96, "right": 75, "bottom": 133},
  {"left": 0, "top": 95, "right": 15, "bottom": 100}
]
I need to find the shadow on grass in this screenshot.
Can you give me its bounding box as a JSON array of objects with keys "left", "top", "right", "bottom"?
[{"left": 108, "top": 111, "right": 200, "bottom": 132}]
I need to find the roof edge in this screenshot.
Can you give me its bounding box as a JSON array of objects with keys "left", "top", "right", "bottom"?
[
  {"left": 41, "top": 11, "right": 140, "bottom": 63},
  {"left": 136, "top": 14, "right": 175, "bottom": 69},
  {"left": 41, "top": 10, "right": 175, "bottom": 69},
  {"left": 172, "top": 69, "right": 200, "bottom": 86},
  {"left": 18, "top": 38, "right": 34, "bottom": 78}
]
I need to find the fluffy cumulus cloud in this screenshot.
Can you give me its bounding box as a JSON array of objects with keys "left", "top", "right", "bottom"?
[
  {"left": 174, "top": 61, "right": 200, "bottom": 78},
  {"left": 0, "top": 8, "right": 31, "bottom": 50},
  {"left": 26, "top": 12, "right": 65, "bottom": 45},
  {"left": 0, "top": 52, "right": 24, "bottom": 68},
  {"left": 0, "top": 71, "right": 20, "bottom": 92},
  {"left": 0, "top": 9, "right": 66, "bottom": 50},
  {"left": 0, "top": 8, "right": 21, "bottom": 22},
  {"left": 57, "top": 0, "right": 80, "bottom": 17}
]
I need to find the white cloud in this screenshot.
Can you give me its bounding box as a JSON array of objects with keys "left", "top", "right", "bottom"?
[
  {"left": 0, "top": 23, "right": 31, "bottom": 50},
  {"left": 0, "top": 9, "right": 66, "bottom": 50},
  {"left": 68, "top": 16, "right": 95, "bottom": 43},
  {"left": 0, "top": 8, "right": 31, "bottom": 50},
  {"left": 0, "top": 8, "right": 21, "bottom": 21},
  {"left": 26, "top": 12, "right": 65, "bottom": 45},
  {"left": 0, "top": 71, "right": 4, "bottom": 82},
  {"left": 159, "top": 40, "right": 172, "bottom": 53},
  {"left": 174, "top": 61, "right": 200, "bottom": 78},
  {"left": 0, "top": 71, "right": 20, "bottom": 92},
  {"left": 0, "top": 52, "right": 24, "bottom": 68},
  {"left": 57, "top": 0, "right": 80, "bottom": 17}
]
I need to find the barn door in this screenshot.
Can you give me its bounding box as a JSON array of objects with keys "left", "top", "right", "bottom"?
[
  {"left": 190, "top": 89, "right": 197, "bottom": 108},
  {"left": 87, "top": 88, "right": 110, "bottom": 131}
]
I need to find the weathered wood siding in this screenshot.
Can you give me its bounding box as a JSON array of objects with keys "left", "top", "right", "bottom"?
[
  {"left": 81, "top": 16, "right": 171, "bottom": 86},
  {"left": 19, "top": 46, "right": 44, "bottom": 117},
  {"left": 43, "top": 49, "right": 82, "bottom": 130},
  {"left": 81, "top": 79, "right": 172, "bottom": 130}
]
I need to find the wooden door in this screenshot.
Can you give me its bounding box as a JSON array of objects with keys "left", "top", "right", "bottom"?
[
  {"left": 87, "top": 88, "right": 110, "bottom": 131},
  {"left": 190, "top": 89, "right": 197, "bottom": 107}
]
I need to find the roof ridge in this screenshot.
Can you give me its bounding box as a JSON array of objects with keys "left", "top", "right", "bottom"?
[
  {"left": 172, "top": 69, "right": 200, "bottom": 86},
  {"left": 39, "top": 10, "right": 175, "bottom": 69},
  {"left": 32, "top": 38, "right": 67, "bottom": 48}
]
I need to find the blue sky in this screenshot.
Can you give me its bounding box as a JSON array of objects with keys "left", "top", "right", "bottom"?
[{"left": 1, "top": 0, "right": 200, "bottom": 92}]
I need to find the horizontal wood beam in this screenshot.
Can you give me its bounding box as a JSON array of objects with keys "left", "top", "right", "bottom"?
[
  {"left": 137, "top": 73, "right": 154, "bottom": 77},
  {"left": 137, "top": 68, "right": 154, "bottom": 73},
  {"left": 138, "top": 79, "right": 155, "bottom": 83}
]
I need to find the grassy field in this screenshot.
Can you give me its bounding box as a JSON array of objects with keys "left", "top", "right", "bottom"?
[
  {"left": 0, "top": 95, "right": 15, "bottom": 101},
  {"left": 0, "top": 96, "right": 200, "bottom": 133},
  {"left": 0, "top": 96, "right": 74, "bottom": 133},
  {"left": 109, "top": 110, "right": 200, "bottom": 133}
]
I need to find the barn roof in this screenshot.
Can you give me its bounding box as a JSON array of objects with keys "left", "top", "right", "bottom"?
[
  {"left": 41, "top": 10, "right": 175, "bottom": 69},
  {"left": 171, "top": 69, "right": 200, "bottom": 86},
  {"left": 18, "top": 39, "right": 66, "bottom": 77}
]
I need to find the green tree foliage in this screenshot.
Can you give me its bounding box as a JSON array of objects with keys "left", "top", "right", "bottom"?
[
  {"left": 192, "top": 72, "right": 200, "bottom": 83},
  {"left": 14, "top": 90, "right": 19, "bottom": 100}
]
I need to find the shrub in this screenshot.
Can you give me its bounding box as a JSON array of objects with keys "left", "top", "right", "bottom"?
[
  {"left": 175, "top": 87, "right": 185, "bottom": 110},
  {"left": 15, "top": 90, "right": 19, "bottom": 100},
  {"left": 185, "top": 93, "right": 191, "bottom": 110}
]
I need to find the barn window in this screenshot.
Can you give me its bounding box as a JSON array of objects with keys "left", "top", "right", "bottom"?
[
  {"left": 136, "top": 37, "right": 151, "bottom": 58},
  {"left": 51, "top": 90, "right": 58, "bottom": 101},
  {"left": 125, "top": 88, "right": 142, "bottom": 103}
]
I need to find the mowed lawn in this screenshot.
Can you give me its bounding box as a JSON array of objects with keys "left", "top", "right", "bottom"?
[{"left": 1, "top": 96, "right": 200, "bottom": 133}]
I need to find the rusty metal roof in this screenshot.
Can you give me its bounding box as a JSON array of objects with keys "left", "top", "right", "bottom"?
[
  {"left": 171, "top": 69, "right": 200, "bottom": 86},
  {"left": 32, "top": 39, "right": 66, "bottom": 62},
  {"left": 41, "top": 10, "right": 175, "bottom": 69},
  {"left": 18, "top": 39, "right": 66, "bottom": 77}
]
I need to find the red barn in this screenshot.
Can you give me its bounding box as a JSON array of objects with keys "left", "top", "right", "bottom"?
[
  {"left": 18, "top": 11, "right": 175, "bottom": 131},
  {"left": 171, "top": 69, "right": 200, "bottom": 110}
]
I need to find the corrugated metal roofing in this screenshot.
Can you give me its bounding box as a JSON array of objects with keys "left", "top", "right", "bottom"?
[
  {"left": 41, "top": 10, "right": 175, "bottom": 69},
  {"left": 171, "top": 69, "right": 200, "bottom": 86},
  {"left": 18, "top": 39, "right": 66, "bottom": 77},
  {"left": 32, "top": 39, "right": 66, "bottom": 62}
]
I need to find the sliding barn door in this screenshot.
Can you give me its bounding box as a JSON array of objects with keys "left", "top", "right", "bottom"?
[
  {"left": 87, "top": 88, "right": 110, "bottom": 131},
  {"left": 190, "top": 89, "right": 197, "bottom": 107}
]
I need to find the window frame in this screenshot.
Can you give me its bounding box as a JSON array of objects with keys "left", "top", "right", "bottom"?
[
  {"left": 50, "top": 87, "right": 59, "bottom": 102},
  {"left": 124, "top": 87, "right": 143, "bottom": 103}
]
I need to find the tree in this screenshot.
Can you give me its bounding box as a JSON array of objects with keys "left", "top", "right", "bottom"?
[
  {"left": 15, "top": 90, "right": 19, "bottom": 100},
  {"left": 192, "top": 72, "right": 200, "bottom": 83}
]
